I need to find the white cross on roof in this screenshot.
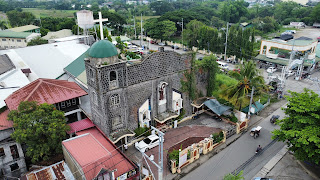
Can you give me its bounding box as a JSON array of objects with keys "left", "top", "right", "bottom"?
[{"left": 93, "top": 12, "right": 108, "bottom": 40}]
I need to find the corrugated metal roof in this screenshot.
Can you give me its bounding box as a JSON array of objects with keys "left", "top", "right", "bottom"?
[
  {"left": 0, "top": 109, "right": 13, "bottom": 131},
  {"left": 64, "top": 49, "right": 89, "bottom": 78},
  {"left": 0, "top": 30, "right": 32, "bottom": 38},
  {"left": 42, "top": 29, "right": 73, "bottom": 40},
  {"left": 63, "top": 127, "right": 136, "bottom": 180},
  {"left": 5, "top": 78, "right": 87, "bottom": 110},
  {"left": 0, "top": 54, "right": 15, "bottom": 75},
  {"left": 23, "top": 161, "right": 74, "bottom": 180},
  {"left": 67, "top": 118, "right": 95, "bottom": 134},
  {"left": 9, "top": 25, "right": 40, "bottom": 32}
]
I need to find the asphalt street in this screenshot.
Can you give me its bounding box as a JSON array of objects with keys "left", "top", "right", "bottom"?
[{"left": 181, "top": 105, "right": 286, "bottom": 180}]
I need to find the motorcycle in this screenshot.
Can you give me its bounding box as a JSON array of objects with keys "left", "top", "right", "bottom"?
[
  {"left": 256, "top": 146, "right": 263, "bottom": 154},
  {"left": 270, "top": 115, "right": 280, "bottom": 124}
]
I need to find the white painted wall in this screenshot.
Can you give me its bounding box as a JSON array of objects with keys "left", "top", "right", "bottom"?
[{"left": 139, "top": 99, "right": 151, "bottom": 127}]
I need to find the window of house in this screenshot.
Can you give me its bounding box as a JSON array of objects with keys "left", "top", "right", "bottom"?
[
  {"left": 110, "top": 94, "right": 120, "bottom": 106},
  {"left": 10, "top": 145, "right": 19, "bottom": 159},
  {"left": 72, "top": 98, "right": 77, "bottom": 105},
  {"left": 66, "top": 100, "right": 71, "bottom": 107},
  {"left": 10, "top": 163, "right": 19, "bottom": 172},
  {"left": 0, "top": 148, "right": 5, "bottom": 157},
  {"left": 61, "top": 102, "right": 66, "bottom": 109},
  {"left": 17, "top": 40, "right": 21, "bottom": 42},
  {"left": 2, "top": 39, "right": 6, "bottom": 41}
]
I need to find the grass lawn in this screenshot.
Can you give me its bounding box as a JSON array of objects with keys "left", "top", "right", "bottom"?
[
  {"left": 135, "top": 16, "right": 160, "bottom": 21},
  {"left": 22, "top": 8, "right": 77, "bottom": 18}
]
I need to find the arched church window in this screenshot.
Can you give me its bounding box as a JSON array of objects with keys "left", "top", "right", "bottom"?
[
  {"left": 159, "top": 83, "right": 166, "bottom": 100},
  {"left": 110, "top": 94, "right": 120, "bottom": 106},
  {"left": 110, "top": 71, "right": 117, "bottom": 81}
]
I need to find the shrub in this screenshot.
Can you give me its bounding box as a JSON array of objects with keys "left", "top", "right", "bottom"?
[
  {"left": 212, "top": 131, "right": 224, "bottom": 144},
  {"left": 134, "top": 127, "right": 150, "bottom": 137},
  {"left": 169, "top": 149, "right": 180, "bottom": 163}
]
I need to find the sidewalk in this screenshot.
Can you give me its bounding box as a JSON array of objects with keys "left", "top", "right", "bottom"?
[{"left": 254, "top": 146, "right": 318, "bottom": 180}]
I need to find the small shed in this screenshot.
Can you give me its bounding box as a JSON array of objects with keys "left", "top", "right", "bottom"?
[
  {"left": 203, "top": 99, "right": 231, "bottom": 116},
  {"left": 242, "top": 101, "right": 264, "bottom": 114}
]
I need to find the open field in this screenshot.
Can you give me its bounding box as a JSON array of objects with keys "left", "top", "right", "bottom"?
[
  {"left": 22, "top": 8, "right": 77, "bottom": 18},
  {"left": 135, "top": 16, "right": 160, "bottom": 21}
]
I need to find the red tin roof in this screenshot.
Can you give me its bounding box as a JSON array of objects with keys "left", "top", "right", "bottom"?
[
  {"left": 0, "top": 109, "right": 13, "bottom": 131},
  {"left": 67, "top": 118, "right": 95, "bottom": 134},
  {"left": 5, "top": 78, "right": 87, "bottom": 110},
  {"left": 63, "top": 127, "right": 136, "bottom": 180}
]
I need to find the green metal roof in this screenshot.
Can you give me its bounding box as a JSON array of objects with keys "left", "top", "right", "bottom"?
[
  {"left": 269, "top": 39, "right": 316, "bottom": 46},
  {"left": 64, "top": 49, "right": 89, "bottom": 78},
  {"left": 255, "top": 54, "right": 320, "bottom": 66},
  {"left": 242, "top": 101, "right": 264, "bottom": 114},
  {"left": 9, "top": 25, "right": 40, "bottom": 32},
  {"left": 0, "top": 30, "right": 32, "bottom": 38},
  {"left": 88, "top": 40, "right": 118, "bottom": 58}
]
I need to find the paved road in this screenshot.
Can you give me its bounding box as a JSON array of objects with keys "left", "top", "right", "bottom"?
[{"left": 181, "top": 106, "right": 286, "bottom": 180}]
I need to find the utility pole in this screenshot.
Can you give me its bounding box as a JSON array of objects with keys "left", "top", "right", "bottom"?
[
  {"left": 224, "top": 22, "right": 229, "bottom": 61},
  {"left": 140, "top": 13, "right": 143, "bottom": 47},
  {"left": 137, "top": 126, "right": 164, "bottom": 180},
  {"left": 182, "top": 18, "right": 184, "bottom": 49},
  {"left": 134, "top": 16, "right": 136, "bottom": 39},
  {"left": 248, "top": 86, "right": 254, "bottom": 119}
]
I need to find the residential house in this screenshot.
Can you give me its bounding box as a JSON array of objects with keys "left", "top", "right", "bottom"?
[
  {"left": 289, "top": 22, "right": 306, "bottom": 28},
  {"left": 240, "top": 22, "right": 253, "bottom": 30},
  {"left": 62, "top": 120, "right": 138, "bottom": 180},
  {"left": 20, "top": 161, "right": 74, "bottom": 180},
  {"left": 0, "top": 109, "right": 27, "bottom": 179},
  {"left": 0, "top": 31, "right": 40, "bottom": 49},
  {"left": 4, "top": 78, "right": 88, "bottom": 123}
]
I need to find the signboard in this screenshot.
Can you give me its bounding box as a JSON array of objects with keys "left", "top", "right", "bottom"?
[{"left": 178, "top": 149, "right": 188, "bottom": 168}]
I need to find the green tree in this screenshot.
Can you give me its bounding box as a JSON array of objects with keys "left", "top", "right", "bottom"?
[
  {"left": 149, "top": 1, "right": 174, "bottom": 16},
  {"left": 8, "top": 101, "right": 70, "bottom": 163},
  {"left": 311, "top": 3, "right": 320, "bottom": 23},
  {"left": 220, "top": 60, "right": 267, "bottom": 110},
  {"left": 40, "top": 27, "right": 49, "bottom": 37},
  {"left": 223, "top": 171, "right": 245, "bottom": 180},
  {"left": 0, "top": 21, "right": 7, "bottom": 30},
  {"left": 272, "top": 89, "right": 320, "bottom": 164},
  {"left": 144, "top": 19, "right": 176, "bottom": 41},
  {"left": 198, "top": 55, "right": 219, "bottom": 96},
  {"left": 6, "top": 10, "right": 35, "bottom": 27},
  {"left": 27, "top": 37, "right": 48, "bottom": 46},
  {"left": 183, "top": 20, "right": 204, "bottom": 48},
  {"left": 219, "top": 0, "right": 248, "bottom": 23}
]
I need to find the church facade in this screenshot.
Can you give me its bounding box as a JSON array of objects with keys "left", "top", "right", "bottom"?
[{"left": 85, "top": 40, "right": 194, "bottom": 143}]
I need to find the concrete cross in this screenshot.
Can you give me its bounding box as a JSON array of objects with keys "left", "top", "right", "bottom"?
[{"left": 93, "top": 12, "right": 108, "bottom": 40}]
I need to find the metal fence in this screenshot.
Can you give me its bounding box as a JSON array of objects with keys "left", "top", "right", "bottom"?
[{"left": 226, "top": 125, "right": 237, "bottom": 139}]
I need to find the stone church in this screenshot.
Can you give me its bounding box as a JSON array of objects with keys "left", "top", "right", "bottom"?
[{"left": 85, "top": 40, "right": 194, "bottom": 144}]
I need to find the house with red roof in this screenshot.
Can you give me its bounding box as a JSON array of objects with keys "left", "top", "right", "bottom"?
[
  {"left": 4, "top": 78, "right": 88, "bottom": 123},
  {"left": 62, "top": 121, "right": 138, "bottom": 180}
]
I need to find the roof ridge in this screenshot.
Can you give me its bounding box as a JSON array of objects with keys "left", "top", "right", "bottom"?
[
  {"left": 42, "top": 79, "right": 85, "bottom": 93},
  {"left": 24, "top": 79, "right": 43, "bottom": 101}
]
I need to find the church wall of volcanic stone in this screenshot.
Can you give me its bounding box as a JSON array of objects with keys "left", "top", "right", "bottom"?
[{"left": 85, "top": 40, "right": 195, "bottom": 139}]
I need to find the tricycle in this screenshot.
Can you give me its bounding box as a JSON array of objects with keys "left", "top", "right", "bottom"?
[
  {"left": 270, "top": 115, "right": 280, "bottom": 124},
  {"left": 250, "top": 126, "right": 262, "bottom": 139}
]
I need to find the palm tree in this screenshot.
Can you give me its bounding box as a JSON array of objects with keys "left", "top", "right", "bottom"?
[{"left": 220, "top": 60, "right": 268, "bottom": 110}]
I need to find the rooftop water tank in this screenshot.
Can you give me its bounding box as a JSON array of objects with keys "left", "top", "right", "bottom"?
[{"left": 76, "top": 10, "right": 94, "bottom": 30}]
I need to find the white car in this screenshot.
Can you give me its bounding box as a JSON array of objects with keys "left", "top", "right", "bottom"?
[
  {"left": 135, "top": 134, "right": 161, "bottom": 152},
  {"left": 267, "top": 67, "right": 277, "bottom": 73},
  {"left": 285, "top": 70, "right": 295, "bottom": 78},
  {"left": 158, "top": 42, "right": 165, "bottom": 46}
]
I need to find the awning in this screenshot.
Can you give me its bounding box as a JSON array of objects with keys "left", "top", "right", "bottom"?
[
  {"left": 242, "top": 101, "right": 264, "bottom": 114},
  {"left": 203, "top": 99, "right": 231, "bottom": 116}
]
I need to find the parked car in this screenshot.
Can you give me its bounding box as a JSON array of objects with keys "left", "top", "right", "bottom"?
[
  {"left": 285, "top": 70, "right": 295, "bottom": 78},
  {"left": 150, "top": 40, "right": 156, "bottom": 44},
  {"left": 158, "top": 42, "right": 165, "bottom": 46},
  {"left": 267, "top": 67, "right": 277, "bottom": 73},
  {"left": 135, "top": 134, "right": 161, "bottom": 152},
  {"left": 171, "top": 45, "right": 179, "bottom": 49}
]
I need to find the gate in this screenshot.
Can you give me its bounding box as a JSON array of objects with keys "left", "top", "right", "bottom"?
[{"left": 226, "top": 125, "right": 237, "bottom": 139}]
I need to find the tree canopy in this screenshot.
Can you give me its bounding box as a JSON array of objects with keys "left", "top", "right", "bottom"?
[
  {"left": 272, "top": 89, "right": 320, "bottom": 164},
  {"left": 8, "top": 101, "right": 69, "bottom": 163},
  {"left": 27, "top": 37, "right": 48, "bottom": 46},
  {"left": 6, "top": 10, "right": 35, "bottom": 27},
  {"left": 144, "top": 19, "right": 176, "bottom": 41}
]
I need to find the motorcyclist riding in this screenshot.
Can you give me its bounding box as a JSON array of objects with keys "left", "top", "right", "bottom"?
[{"left": 256, "top": 145, "right": 262, "bottom": 154}]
